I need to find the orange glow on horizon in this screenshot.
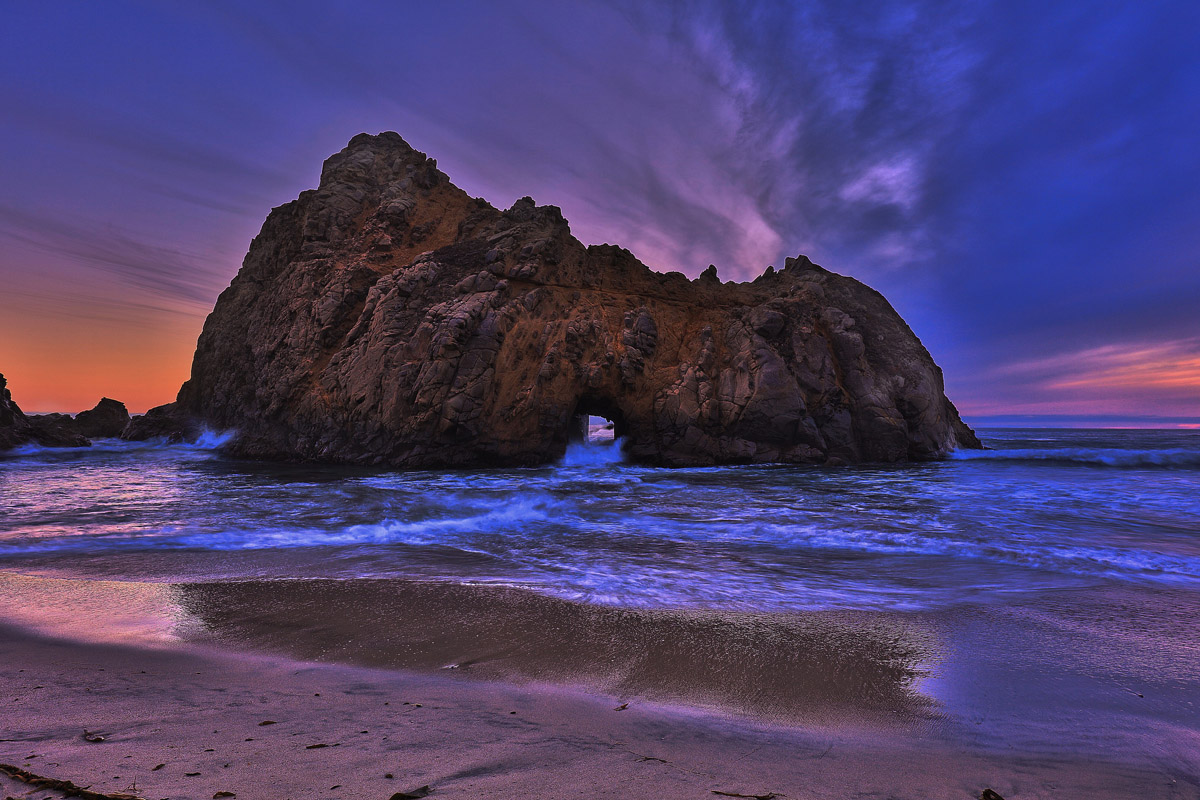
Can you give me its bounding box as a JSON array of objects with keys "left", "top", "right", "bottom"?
[
  {"left": 1048, "top": 352, "right": 1200, "bottom": 391},
  {"left": 962, "top": 338, "right": 1200, "bottom": 419},
  {"left": 0, "top": 305, "right": 203, "bottom": 415}
]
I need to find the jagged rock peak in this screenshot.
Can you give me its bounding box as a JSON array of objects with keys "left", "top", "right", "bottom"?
[{"left": 126, "top": 131, "right": 980, "bottom": 466}]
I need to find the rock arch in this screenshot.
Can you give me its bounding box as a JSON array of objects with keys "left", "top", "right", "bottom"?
[
  {"left": 128, "top": 133, "right": 980, "bottom": 466},
  {"left": 568, "top": 393, "right": 631, "bottom": 447}
]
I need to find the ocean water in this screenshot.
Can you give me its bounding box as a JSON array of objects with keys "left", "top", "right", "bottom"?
[
  {"left": 1, "top": 428, "right": 1198, "bottom": 611},
  {"left": 2, "top": 428, "right": 1199, "bottom": 769}
]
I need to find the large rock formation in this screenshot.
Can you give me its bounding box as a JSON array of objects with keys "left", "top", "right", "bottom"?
[{"left": 131, "top": 132, "right": 979, "bottom": 466}]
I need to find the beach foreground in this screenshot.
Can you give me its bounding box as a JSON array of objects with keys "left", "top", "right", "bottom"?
[
  {"left": 3, "top": 430, "right": 1199, "bottom": 798},
  {"left": 0, "top": 614, "right": 1190, "bottom": 800}
]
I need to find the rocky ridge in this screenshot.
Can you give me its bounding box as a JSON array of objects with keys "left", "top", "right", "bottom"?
[
  {"left": 127, "top": 132, "right": 980, "bottom": 466},
  {"left": 0, "top": 376, "right": 130, "bottom": 450}
]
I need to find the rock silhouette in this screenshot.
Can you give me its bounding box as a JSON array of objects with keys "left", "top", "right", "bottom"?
[
  {"left": 0, "top": 373, "right": 35, "bottom": 451},
  {"left": 72, "top": 398, "right": 131, "bottom": 438},
  {"left": 0, "top": 374, "right": 94, "bottom": 450},
  {"left": 128, "top": 132, "right": 979, "bottom": 466}
]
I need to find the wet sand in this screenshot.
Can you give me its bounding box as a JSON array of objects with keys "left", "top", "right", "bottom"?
[
  {"left": 2, "top": 574, "right": 1197, "bottom": 799},
  {"left": 176, "top": 578, "right": 939, "bottom": 725},
  {"left": 2, "top": 622, "right": 1187, "bottom": 800}
]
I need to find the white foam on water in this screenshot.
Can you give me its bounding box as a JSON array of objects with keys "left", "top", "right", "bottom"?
[
  {"left": 559, "top": 438, "right": 625, "bottom": 468},
  {"left": 2, "top": 427, "right": 236, "bottom": 459}
]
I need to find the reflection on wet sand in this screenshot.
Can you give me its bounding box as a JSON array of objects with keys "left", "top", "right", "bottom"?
[
  {"left": 0, "top": 571, "right": 188, "bottom": 645},
  {"left": 176, "top": 578, "right": 940, "bottom": 724}
]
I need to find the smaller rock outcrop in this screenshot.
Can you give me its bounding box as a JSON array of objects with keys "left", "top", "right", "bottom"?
[
  {"left": 0, "top": 374, "right": 90, "bottom": 450},
  {"left": 73, "top": 398, "right": 131, "bottom": 438},
  {"left": 0, "top": 373, "right": 31, "bottom": 451},
  {"left": 0, "top": 374, "right": 136, "bottom": 451},
  {"left": 24, "top": 413, "right": 92, "bottom": 447},
  {"left": 122, "top": 403, "right": 202, "bottom": 443}
]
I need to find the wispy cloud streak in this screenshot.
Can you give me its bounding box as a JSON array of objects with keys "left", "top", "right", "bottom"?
[
  {"left": 999, "top": 340, "right": 1200, "bottom": 392},
  {"left": 0, "top": 206, "right": 229, "bottom": 308}
]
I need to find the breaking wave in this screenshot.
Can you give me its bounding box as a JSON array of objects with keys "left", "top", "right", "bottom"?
[
  {"left": 1, "top": 428, "right": 236, "bottom": 460},
  {"left": 559, "top": 438, "right": 625, "bottom": 467}
]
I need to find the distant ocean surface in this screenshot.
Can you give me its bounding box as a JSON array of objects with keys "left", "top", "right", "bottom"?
[{"left": 1, "top": 428, "right": 1198, "bottom": 611}]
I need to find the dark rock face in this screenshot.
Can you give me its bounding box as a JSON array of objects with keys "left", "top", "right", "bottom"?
[
  {"left": 72, "top": 398, "right": 131, "bottom": 438},
  {"left": 142, "top": 132, "right": 979, "bottom": 466},
  {"left": 122, "top": 403, "right": 201, "bottom": 444},
  {"left": 25, "top": 413, "right": 91, "bottom": 447},
  {"left": 0, "top": 373, "right": 31, "bottom": 451}
]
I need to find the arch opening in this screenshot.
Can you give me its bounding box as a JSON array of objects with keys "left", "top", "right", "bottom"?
[{"left": 568, "top": 395, "right": 628, "bottom": 447}]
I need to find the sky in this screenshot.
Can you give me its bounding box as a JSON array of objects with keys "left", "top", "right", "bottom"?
[{"left": 1, "top": 1, "right": 1197, "bottom": 422}]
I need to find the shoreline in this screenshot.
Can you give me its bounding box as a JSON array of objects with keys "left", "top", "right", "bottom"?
[
  {"left": 0, "top": 570, "right": 941, "bottom": 727},
  {"left": 2, "top": 572, "right": 1196, "bottom": 798}
]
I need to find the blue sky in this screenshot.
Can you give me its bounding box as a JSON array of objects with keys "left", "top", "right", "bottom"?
[{"left": 1, "top": 0, "right": 1197, "bottom": 418}]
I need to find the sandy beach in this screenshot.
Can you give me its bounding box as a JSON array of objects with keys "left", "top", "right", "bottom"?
[{"left": 2, "top": 575, "right": 1195, "bottom": 800}]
